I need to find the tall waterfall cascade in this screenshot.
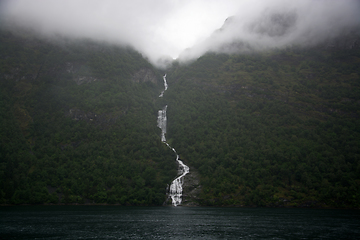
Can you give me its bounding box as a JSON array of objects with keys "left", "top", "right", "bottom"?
[{"left": 157, "top": 74, "right": 189, "bottom": 206}]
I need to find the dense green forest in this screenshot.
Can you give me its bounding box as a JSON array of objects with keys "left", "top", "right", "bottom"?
[
  {"left": 165, "top": 43, "right": 360, "bottom": 208},
  {"left": 1, "top": 27, "right": 360, "bottom": 208},
  {"left": 0, "top": 29, "right": 177, "bottom": 205}
]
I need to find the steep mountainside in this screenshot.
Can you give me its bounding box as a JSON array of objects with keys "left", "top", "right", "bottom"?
[
  {"left": 166, "top": 39, "right": 360, "bottom": 208},
  {"left": 0, "top": 29, "right": 177, "bottom": 205},
  {"left": 1, "top": 27, "right": 360, "bottom": 208}
]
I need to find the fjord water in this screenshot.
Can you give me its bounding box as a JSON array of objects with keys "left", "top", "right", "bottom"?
[{"left": 1, "top": 206, "right": 359, "bottom": 239}]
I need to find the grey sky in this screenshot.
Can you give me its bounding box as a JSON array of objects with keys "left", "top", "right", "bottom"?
[{"left": 1, "top": 0, "right": 359, "bottom": 67}]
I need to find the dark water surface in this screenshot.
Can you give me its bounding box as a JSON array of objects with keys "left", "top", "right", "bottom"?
[{"left": 1, "top": 206, "right": 359, "bottom": 239}]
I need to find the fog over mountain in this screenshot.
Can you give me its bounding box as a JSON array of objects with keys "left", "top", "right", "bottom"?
[
  {"left": 1, "top": 0, "right": 360, "bottom": 210},
  {"left": 1, "top": 0, "right": 359, "bottom": 67},
  {"left": 179, "top": 0, "right": 360, "bottom": 61}
]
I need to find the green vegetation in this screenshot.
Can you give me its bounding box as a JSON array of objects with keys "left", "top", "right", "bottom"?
[
  {"left": 1, "top": 28, "right": 360, "bottom": 208},
  {"left": 165, "top": 46, "right": 360, "bottom": 208},
  {"left": 0, "top": 29, "right": 176, "bottom": 205}
]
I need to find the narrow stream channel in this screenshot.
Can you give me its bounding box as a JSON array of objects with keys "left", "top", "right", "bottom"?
[{"left": 157, "top": 74, "right": 189, "bottom": 206}]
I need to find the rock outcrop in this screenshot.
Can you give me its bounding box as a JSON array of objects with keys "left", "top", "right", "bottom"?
[
  {"left": 65, "top": 62, "right": 101, "bottom": 85},
  {"left": 131, "top": 68, "right": 158, "bottom": 84},
  {"left": 181, "top": 168, "right": 202, "bottom": 206}
]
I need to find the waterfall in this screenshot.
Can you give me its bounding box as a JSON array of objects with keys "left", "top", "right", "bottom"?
[
  {"left": 159, "top": 74, "right": 168, "bottom": 98},
  {"left": 157, "top": 74, "right": 189, "bottom": 206},
  {"left": 168, "top": 147, "right": 190, "bottom": 206},
  {"left": 157, "top": 106, "right": 167, "bottom": 142}
]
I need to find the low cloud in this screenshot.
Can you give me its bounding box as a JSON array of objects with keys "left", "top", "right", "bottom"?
[
  {"left": 1, "top": 0, "right": 359, "bottom": 67},
  {"left": 179, "top": 0, "right": 360, "bottom": 62},
  {"left": 0, "top": 0, "right": 240, "bottom": 67}
]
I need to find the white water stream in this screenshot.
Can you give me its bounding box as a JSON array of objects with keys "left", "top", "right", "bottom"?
[
  {"left": 157, "top": 74, "right": 189, "bottom": 206},
  {"left": 158, "top": 74, "right": 168, "bottom": 98}
]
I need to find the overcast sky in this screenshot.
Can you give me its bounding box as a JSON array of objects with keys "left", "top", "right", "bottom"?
[{"left": 1, "top": 0, "right": 360, "bottom": 67}]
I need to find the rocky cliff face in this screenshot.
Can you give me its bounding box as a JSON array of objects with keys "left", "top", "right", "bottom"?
[
  {"left": 181, "top": 169, "right": 202, "bottom": 206},
  {"left": 131, "top": 68, "right": 158, "bottom": 84},
  {"left": 65, "top": 62, "right": 102, "bottom": 85}
]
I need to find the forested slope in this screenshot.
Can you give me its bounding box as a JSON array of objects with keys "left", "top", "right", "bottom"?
[
  {"left": 1, "top": 27, "right": 360, "bottom": 208},
  {"left": 0, "top": 29, "right": 176, "bottom": 205},
  {"left": 166, "top": 41, "right": 360, "bottom": 208}
]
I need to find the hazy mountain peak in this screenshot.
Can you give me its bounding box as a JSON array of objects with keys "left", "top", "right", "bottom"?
[
  {"left": 246, "top": 8, "right": 298, "bottom": 38},
  {"left": 179, "top": 0, "right": 360, "bottom": 62}
]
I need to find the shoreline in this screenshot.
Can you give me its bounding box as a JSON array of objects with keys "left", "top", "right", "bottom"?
[{"left": 1, "top": 203, "right": 358, "bottom": 210}]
